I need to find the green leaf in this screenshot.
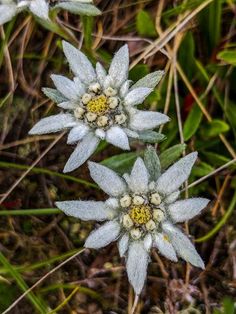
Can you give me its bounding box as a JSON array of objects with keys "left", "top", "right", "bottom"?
[
  {"left": 55, "top": 3, "right": 101, "bottom": 16},
  {"left": 217, "top": 50, "right": 236, "bottom": 66},
  {"left": 225, "top": 100, "right": 236, "bottom": 135},
  {"left": 0, "top": 282, "right": 18, "bottom": 312},
  {"left": 191, "top": 161, "right": 214, "bottom": 177},
  {"left": 179, "top": 32, "right": 195, "bottom": 78},
  {"left": 129, "top": 64, "right": 149, "bottom": 82},
  {"left": 144, "top": 146, "right": 161, "bottom": 181},
  {"left": 183, "top": 104, "right": 203, "bottom": 141},
  {"left": 203, "top": 119, "right": 230, "bottom": 137},
  {"left": 82, "top": 16, "right": 94, "bottom": 50},
  {"left": 159, "top": 144, "right": 186, "bottom": 170},
  {"left": 42, "top": 88, "right": 67, "bottom": 103},
  {"left": 208, "top": 0, "right": 222, "bottom": 50},
  {"left": 136, "top": 10, "right": 157, "bottom": 37},
  {"left": 137, "top": 131, "right": 166, "bottom": 144},
  {"left": 101, "top": 152, "right": 139, "bottom": 175},
  {"left": 203, "top": 152, "right": 234, "bottom": 168},
  {"left": 222, "top": 297, "right": 235, "bottom": 314}
]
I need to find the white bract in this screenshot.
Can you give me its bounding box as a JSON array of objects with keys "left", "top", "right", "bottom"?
[
  {"left": 56, "top": 152, "right": 209, "bottom": 295},
  {"left": 29, "top": 41, "right": 169, "bottom": 172},
  {"left": 0, "top": 0, "right": 100, "bottom": 25}
]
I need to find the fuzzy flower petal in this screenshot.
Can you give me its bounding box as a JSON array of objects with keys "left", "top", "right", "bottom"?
[
  {"left": 85, "top": 220, "right": 121, "bottom": 249},
  {"left": 131, "top": 71, "right": 164, "bottom": 90},
  {"left": 63, "top": 133, "right": 99, "bottom": 173},
  {"left": 156, "top": 152, "right": 198, "bottom": 195},
  {"left": 51, "top": 75, "right": 78, "bottom": 100},
  {"left": 88, "top": 161, "right": 127, "bottom": 197},
  {"left": 126, "top": 241, "right": 149, "bottom": 295},
  {"left": 129, "top": 110, "right": 170, "bottom": 131},
  {"left": 108, "top": 45, "right": 129, "bottom": 88},
  {"left": 30, "top": 0, "right": 49, "bottom": 20},
  {"left": 124, "top": 87, "right": 153, "bottom": 106},
  {"left": 129, "top": 158, "right": 149, "bottom": 193},
  {"left": 153, "top": 233, "right": 178, "bottom": 262},
  {"left": 29, "top": 113, "right": 76, "bottom": 135},
  {"left": 106, "top": 126, "right": 130, "bottom": 150},
  {"left": 62, "top": 41, "right": 96, "bottom": 84},
  {"left": 0, "top": 4, "right": 17, "bottom": 25},
  {"left": 55, "top": 200, "right": 116, "bottom": 221},
  {"left": 96, "top": 62, "right": 107, "bottom": 85},
  {"left": 67, "top": 124, "right": 89, "bottom": 144},
  {"left": 168, "top": 198, "right": 210, "bottom": 222},
  {"left": 162, "top": 222, "right": 205, "bottom": 269},
  {"left": 118, "top": 233, "right": 129, "bottom": 257}
]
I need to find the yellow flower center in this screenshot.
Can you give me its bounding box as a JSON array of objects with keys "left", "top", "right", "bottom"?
[
  {"left": 129, "top": 205, "right": 152, "bottom": 225},
  {"left": 87, "top": 95, "right": 109, "bottom": 115}
]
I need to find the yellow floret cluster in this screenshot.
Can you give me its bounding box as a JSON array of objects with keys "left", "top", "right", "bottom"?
[
  {"left": 129, "top": 205, "right": 152, "bottom": 225},
  {"left": 87, "top": 95, "right": 109, "bottom": 115}
]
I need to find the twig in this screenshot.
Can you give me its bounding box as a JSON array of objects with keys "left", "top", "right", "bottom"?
[
  {"left": 183, "top": 158, "right": 236, "bottom": 191},
  {"left": 131, "top": 294, "right": 139, "bottom": 314}
]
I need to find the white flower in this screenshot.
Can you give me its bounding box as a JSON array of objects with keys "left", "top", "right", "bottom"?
[
  {"left": 29, "top": 41, "right": 169, "bottom": 172},
  {"left": 0, "top": 0, "right": 100, "bottom": 25},
  {"left": 56, "top": 152, "right": 210, "bottom": 295}
]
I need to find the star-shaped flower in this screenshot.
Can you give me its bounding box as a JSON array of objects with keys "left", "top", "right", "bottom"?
[
  {"left": 29, "top": 41, "right": 169, "bottom": 172},
  {"left": 0, "top": 0, "right": 100, "bottom": 25},
  {"left": 56, "top": 151, "right": 209, "bottom": 295}
]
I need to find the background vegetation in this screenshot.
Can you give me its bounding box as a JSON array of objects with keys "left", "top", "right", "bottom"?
[{"left": 0, "top": 0, "right": 235, "bottom": 313}]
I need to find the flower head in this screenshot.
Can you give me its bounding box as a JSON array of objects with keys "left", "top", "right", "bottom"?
[
  {"left": 56, "top": 151, "right": 209, "bottom": 295},
  {"left": 29, "top": 41, "right": 169, "bottom": 172},
  {"left": 0, "top": 0, "right": 100, "bottom": 25}
]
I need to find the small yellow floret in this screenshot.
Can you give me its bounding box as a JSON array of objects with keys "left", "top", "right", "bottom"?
[
  {"left": 87, "top": 95, "right": 109, "bottom": 115},
  {"left": 129, "top": 205, "right": 152, "bottom": 225}
]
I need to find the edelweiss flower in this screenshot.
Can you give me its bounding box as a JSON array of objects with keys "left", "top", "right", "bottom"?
[
  {"left": 29, "top": 41, "right": 169, "bottom": 172},
  {"left": 56, "top": 152, "right": 209, "bottom": 295},
  {"left": 0, "top": 0, "right": 100, "bottom": 25}
]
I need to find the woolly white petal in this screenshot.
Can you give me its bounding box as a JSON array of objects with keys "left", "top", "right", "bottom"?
[
  {"left": 57, "top": 101, "right": 77, "bottom": 109},
  {"left": 119, "top": 80, "right": 131, "bottom": 98},
  {"left": 126, "top": 241, "right": 149, "bottom": 295},
  {"left": 105, "top": 198, "right": 119, "bottom": 209},
  {"left": 124, "top": 87, "right": 153, "bottom": 106},
  {"left": 143, "top": 234, "right": 152, "bottom": 251},
  {"left": 123, "top": 128, "right": 139, "bottom": 139},
  {"left": 164, "top": 191, "right": 180, "bottom": 204},
  {"left": 67, "top": 124, "right": 89, "bottom": 144},
  {"left": 168, "top": 198, "right": 209, "bottom": 222},
  {"left": 55, "top": 200, "right": 116, "bottom": 221},
  {"left": 51, "top": 75, "right": 78, "bottom": 100},
  {"left": 0, "top": 5, "right": 17, "bottom": 25},
  {"left": 103, "top": 75, "right": 114, "bottom": 89},
  {"left": 96, "top": 62, "right": 107, "bottom": 86},
  {"left": 131, "top": 71, "right": 164, "bottom": 90},
  {"left": 63, "top": 133, "right": 99, "bottom": 172},
  {"left": 73, "top": 77, "right": 86, "bottom": 96},
  {"left": 30, "top": 0, "right": 49, "bottom": 20},
  {"left": 108, "top": 45, "right": 129, "bottom": 88},
  {"left": 106, "top": 126, "right": 130, "bottom": 150},
  {"left": 85, "top": 220, "right": 121, "bottom": 249},
  {"left": 162, "top": 222, "right": 205, "bottom": 269},
  {"left": 29, "top": 113, "right": 75, "bottom": 135},
  {"left": 62, "top": 41, "right": 96, "bottom": 84},
  {"left": 129, "top": 110, "right": 170, "bottom": 131},
  {"left": 88, "top": 162, "right": 127, "bottom": 197},
  {"left": 153, "top": 233, "right": 177, "bottom": 262},
  {"left": 156, "top": 152, "right": 198, "bottom": 195},
  {"left": 118, "top": 233, "right": 129, "bottom": 257},
  {"left": 129, "top": 158, "right": 149, "bottom": 193}
]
